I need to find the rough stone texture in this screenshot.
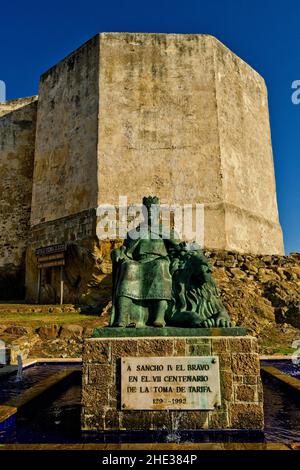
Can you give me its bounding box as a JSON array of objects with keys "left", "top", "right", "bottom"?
[
  {"left": 24, "top": 32, "right": 283, "bottom": 307},
  {"left": 0, "top": 97, "right": 37, "bottom": 118},
  {"left": 81, "top": 335, "right": 263, "bottom": 431},
  {"left": 97, "top": 33, "right": 283, "bottom": 255},
  {"left": 207, "top": 250, "right": 300, "bottom": 354},
  {"left": 30, "top": 36, "right": 99, "bottom": 226},
  {"left": 0, "top": 98, "right": 37, "bottom": 299}
]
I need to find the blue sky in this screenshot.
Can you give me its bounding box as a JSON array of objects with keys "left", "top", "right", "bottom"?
[{"left": 0, "top": 0, "right": 299, "bottom": 253}]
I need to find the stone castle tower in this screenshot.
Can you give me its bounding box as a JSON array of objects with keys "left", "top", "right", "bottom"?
[{"left": 0, "top": 33, "right": 284, "bottom": 306}]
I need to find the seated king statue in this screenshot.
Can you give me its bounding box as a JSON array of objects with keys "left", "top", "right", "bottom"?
[{"left": 110, "top": 196, "right": 232, "bottom": 329}]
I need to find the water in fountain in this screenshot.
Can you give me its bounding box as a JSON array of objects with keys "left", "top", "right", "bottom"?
[{"left": 164, "top": 411, "right": 182, "bottom": 443}]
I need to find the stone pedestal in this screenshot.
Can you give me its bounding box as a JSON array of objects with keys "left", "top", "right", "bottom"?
[{"left": 81, "top": 328, "right": 264, "bottom": 431}]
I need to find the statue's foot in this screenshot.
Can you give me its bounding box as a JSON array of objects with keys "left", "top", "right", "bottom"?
[{"left": 153, "top": 320, "right": 166, "bottom": 328}]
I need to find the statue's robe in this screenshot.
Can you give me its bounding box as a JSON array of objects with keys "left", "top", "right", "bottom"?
[{"left": 114, "top": 224, "right": 180, "bottom": 301}]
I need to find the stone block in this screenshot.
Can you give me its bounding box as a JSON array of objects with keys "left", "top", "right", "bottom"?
[
  {"left": 230, "top": 403, "right": 264, "bottom": 429},
  {"left": 228, "top": 337, "right": 253, "bottom": 353},
  {"left": 235, "top": 385, "right": 256, "bottom": 402},
  {"left": 111, "top": 339, "right": 138, "bottom": 359},
  {"left": 104, "top": 409, "right": 120, "bottom": 430},
  {"left": 173, "top": 338, "right": 186, "bottom": 356},
  {"left": 218, "top": 352, "right": 232, "bottom": 370},
  {"left": 87, "top": 364, "right": 114, "bottom": 385},
  {"left": 220, "top": 370, "right": 233, "bottom": 401},
  {"left": 186, "top": 338, "right": 211, "bottom": 356},
  {"left": 81, "top": 384, "right": 109, "bottom": 409},
  {"left": 137, "top": 338, "right": 173, "bottom": 356},
  {"left": 211, "top": 338, "right": 228, "bottom": 354},
  {"left": 232, "top": 353, "right": 260, "bottom": 376},
  {"left": 83, "top": 339, "right": 111, "bottom": 363}
]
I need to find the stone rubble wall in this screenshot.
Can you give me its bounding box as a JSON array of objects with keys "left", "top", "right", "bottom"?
[{"left": 207, "top": 250, "right": 300, "bottom": 352}]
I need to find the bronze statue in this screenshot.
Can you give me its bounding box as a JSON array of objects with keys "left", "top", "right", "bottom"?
[{"left": 110, "top": 196, "right": 232, "bottom": 328}]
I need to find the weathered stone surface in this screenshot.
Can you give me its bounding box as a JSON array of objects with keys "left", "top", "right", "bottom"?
[
  {"left": 173, "top": 338, "right": 186, "bottom": 356},
  {"left": 104, "top": 409, "right": 120, "bottom": 430},
  {"left": 207, "top": 251, "right": 300, "bottom": 354},
  {"left": 230, "top": 403, "right": 264, "bottom": 429},
  {"left": 235, "top": 385, "right": 256, "bottom": 402},
  {"left": 220, "top": 370, "right": 234, "bottom": 401},
  {"left": 83, "top": 339, "right": 110, "bottom": 363},
  {"left": 82, "top": 384, "right": 109, "bottom": 409},
  {"left": 171, "top": 411, "right": 209, "bottom": 430},
  {"left": 218, "top": 352, "right": 232, "bottom": 370},
  {"left": 4, "top": 326, "right": 30, "bottom": 336},
  {"left": 232, "top": 353, "right": 260, "bottom": 376},
  {"left": 137, "top": 338, "right": 173, "bottom": 356},
  {"left": 31, "top": 36, "right": 99, "bottom": 226},
  {"left": 60, "top": 324, "right": 83, "bottom": 339},
  {"left": 186, "top": 338, "right": 211, "bottom": 356},
  {"left": 86, "top": 364, "right": 113, "bottom": 385},
  {"left": 111, "top": 339, "right": 139, "bottom": 358},
  {"left": 37, "top": 324, "right": 60, "bottom": 339},
  {"left": 211, "top": 338, "right": 228, "bottom": 354},
  {"left": 228, "top": 337, "right": 254, "bottom": 353},
  {"left": 82, "top": 335, "right": 263, "bottom": 431},
  {"left": 97, "top": 33, "right": 283, "bottom": 255},
  {"left": 208, "top": 410, "right": 229, "bottom": 428},
  {"left": 0, "top": 98, "right": 37, "bottom": 299}
]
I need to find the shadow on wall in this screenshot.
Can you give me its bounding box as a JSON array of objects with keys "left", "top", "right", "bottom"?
[{"left": 0, "top": 265, "right": 26, "bottom": 300}]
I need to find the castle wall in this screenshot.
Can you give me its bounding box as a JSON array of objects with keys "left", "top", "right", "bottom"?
[
  {"left": 30, "top": 35, "right": 100, "bottom": 226},
  {"left": 97, "top": 33, "right": 283, "bottom": 254},
  {"left": 0, "top": 99, "right": 37, "bottom": 299},
  {"left": 98, "top": 33, "right": 222, "bottom": 207},
  {"left": 214, "top": 40, "right": 283, "bottom": 254}
]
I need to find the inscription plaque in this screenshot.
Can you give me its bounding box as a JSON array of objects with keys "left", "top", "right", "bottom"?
[{"left": 121, "top": 356, "right": 221, "bottom": 410}]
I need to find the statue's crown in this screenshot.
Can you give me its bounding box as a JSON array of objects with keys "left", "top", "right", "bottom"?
[{"left": 142, "top": 196, "right": 160, "bottom": 207}]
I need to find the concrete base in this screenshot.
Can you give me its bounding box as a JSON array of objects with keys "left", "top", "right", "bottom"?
[{"left": 81, "top": 331, "right": 264, "bottom": 431}]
